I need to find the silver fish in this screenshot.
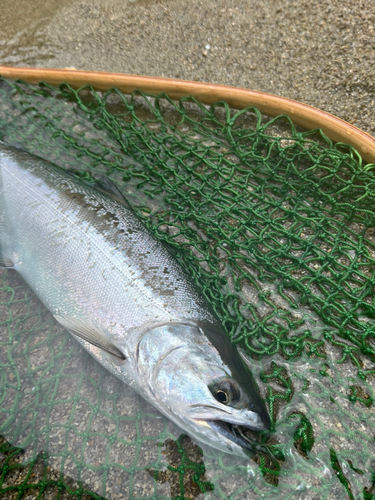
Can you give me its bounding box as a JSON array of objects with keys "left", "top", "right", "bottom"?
[{"left": 0, "top": 142, "right": 270, "bottom": 458}]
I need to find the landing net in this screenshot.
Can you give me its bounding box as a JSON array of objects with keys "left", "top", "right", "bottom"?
[{"left": 0, "top": 78, "right": 375, "bottom": 500}]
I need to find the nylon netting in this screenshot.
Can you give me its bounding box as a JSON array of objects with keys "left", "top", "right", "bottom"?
[{"left": 0, "top": 77, "right": 375, "bottom": 500}]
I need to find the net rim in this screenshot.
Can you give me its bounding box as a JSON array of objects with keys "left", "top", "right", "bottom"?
[{"left": 0, "top": 65, "right": 374, "bottom": 164}]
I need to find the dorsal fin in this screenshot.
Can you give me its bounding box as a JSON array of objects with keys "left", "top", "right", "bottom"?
[
  {"left": 98, "top": 176, "right": 134, "bottom": 211},
  {"left": 64, "top": 171, "right": 133, "bottom": 210}
]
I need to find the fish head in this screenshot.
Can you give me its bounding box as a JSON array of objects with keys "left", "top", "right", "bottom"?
[{"left": 141, "top": 322, "right": 271, "bottom": 458}]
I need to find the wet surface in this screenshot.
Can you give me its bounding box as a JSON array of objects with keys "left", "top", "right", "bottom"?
[{"left": 0, "top": 0, "right": 71, "bottom": 66}]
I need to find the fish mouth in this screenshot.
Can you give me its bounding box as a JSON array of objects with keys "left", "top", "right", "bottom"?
[{"left": 206, "top": 419, "right": 264, "bottom": 455}]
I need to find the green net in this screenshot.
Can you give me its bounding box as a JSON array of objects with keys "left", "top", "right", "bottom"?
[{"left": 0, "top": 77, "right": 375, "bottom": 500}]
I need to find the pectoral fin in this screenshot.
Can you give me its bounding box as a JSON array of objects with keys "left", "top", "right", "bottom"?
[{"left": 54, "top": 315, "right": 126, "bottom": 361}]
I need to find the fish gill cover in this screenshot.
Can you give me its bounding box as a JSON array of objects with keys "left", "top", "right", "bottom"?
[{"left": 0, "top": 78, "right": 374, "bottom": 500}]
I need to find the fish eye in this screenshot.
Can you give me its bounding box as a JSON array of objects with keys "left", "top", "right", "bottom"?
[
  {"left": 212, "top": 379, "right": 239, "bottom": 405},
  {"left": 216, "top": 390, "right": 229, "bottom": 404}
]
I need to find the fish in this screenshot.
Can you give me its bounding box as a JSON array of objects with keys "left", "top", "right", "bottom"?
[{"left": 0, "top": 142, "right": 270, "bottom": 458}]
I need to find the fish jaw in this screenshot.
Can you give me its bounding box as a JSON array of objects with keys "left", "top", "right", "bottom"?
[
  {"left": 172, "top": 411, "right": 263, "bottom": 458},
  {"left": 194, "top": 419, "right": 257, "bottom": 458},
  {"left": 185, "top": 406, "right": 268, "bottom": 457}
]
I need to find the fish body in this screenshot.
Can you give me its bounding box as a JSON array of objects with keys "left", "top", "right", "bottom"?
[{"left": 0, "top": 143, "right": 270, "bottom": 458}]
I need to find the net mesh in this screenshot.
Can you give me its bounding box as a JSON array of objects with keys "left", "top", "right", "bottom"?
[{"left": 0, "top": 78, "right": 375, "bottom": 500}]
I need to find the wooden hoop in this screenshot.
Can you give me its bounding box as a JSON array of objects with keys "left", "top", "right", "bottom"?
[{"left": 1, "top": 65, "right": 374, "bottom": 164}]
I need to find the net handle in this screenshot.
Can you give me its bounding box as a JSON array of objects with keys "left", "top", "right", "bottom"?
[{"left": 1, "top": 65, "right": 374, "bottom": 164}]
